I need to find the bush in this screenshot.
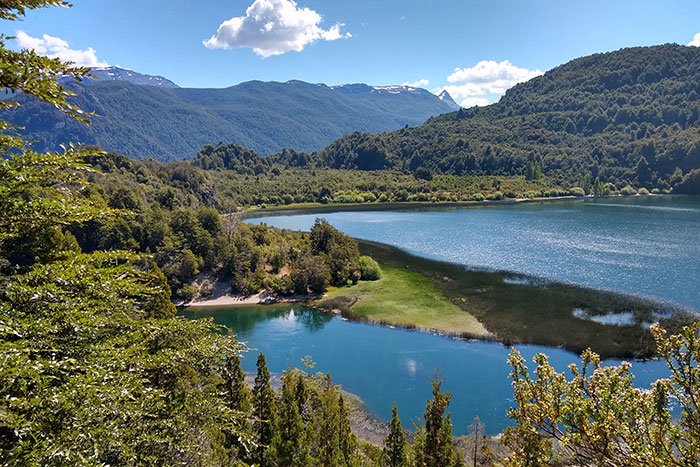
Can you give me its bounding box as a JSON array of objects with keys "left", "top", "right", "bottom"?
[
  {"left": 359, "top": 256, "right": 382, "bottom": 281},
  {"left": 620, "top": 185, "right": 637, "bottom": 196},
  {"left": 637, "top": 187, "right": 651, "bottom": 195},
  {"left": 570, "top": 187, "right": 586, "bottom": 197},
  {"left": 177, "top": 283, "right": 198, "bottom": 302}
]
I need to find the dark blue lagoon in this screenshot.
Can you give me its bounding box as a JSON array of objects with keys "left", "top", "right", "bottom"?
[
  {"left": 183, "top": 305, "right": 670, "bottom": 435},
  {"left": 248, "top": 196, "right": 700, "bottom": 311}
]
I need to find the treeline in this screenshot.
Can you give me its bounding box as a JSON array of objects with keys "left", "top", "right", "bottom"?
[
  {"left": 293, "top": 45, "right": 700, "bottom": 194},
  {"left": 221, "top": 354, "right": 475, "bottom": 466},
  {"left": 101, "top": 147, "right": 570, "bottom": 210},
  {"left": 3, "top": 150, "right": 378, "bottom": 301}
]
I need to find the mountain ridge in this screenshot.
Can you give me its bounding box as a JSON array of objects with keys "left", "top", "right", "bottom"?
[{"left": 5, "top": 74, "right": 455, "bottom": 160}]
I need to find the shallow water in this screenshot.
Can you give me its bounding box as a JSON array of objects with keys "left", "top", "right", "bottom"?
[
  {"left": 249, "top": 196, "right": 700, "bottom": 311},
  {"left": 183, "top": 305, "right": 670, "bottom": 435},
  {"left": 211, "top": 196, "right": 698, "bottom": 434}
]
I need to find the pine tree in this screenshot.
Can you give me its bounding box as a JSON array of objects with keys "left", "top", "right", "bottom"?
[
  {"left": 274, "top": 373, "right": 308, "bottom": 466},
  {"left": 415, "top": 378, "right": 463, "bottom": 467},
  {"left": 317, "top": 377, "right": 341, "bottom": 466},
  {"left": 383, "top": 403, "right": 408, "bottom": 467},
  {"left": 252, "top": 353, "right": 278, "bottom": 465},
  {"left": 222, "top": 353, "right": 252, "bottom": 461},
  {"left": 337, "top": 395, "right": 358, "bottom": 464},
  {"left": 223, "top": 353, "right": 251, "bottom": 412}
]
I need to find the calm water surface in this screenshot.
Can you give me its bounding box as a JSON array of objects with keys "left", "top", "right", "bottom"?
[
  {"left": 249, "top": 196, "right": 700, "bottom": 311},
  {"left": 198, "top": 196, "right": 697, "bottom": 434},
  {"left": 183, "top": 306, "right": 670, "bottom": 435}
]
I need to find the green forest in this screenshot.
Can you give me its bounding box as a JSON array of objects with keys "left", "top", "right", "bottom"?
[{"left": 1, "top": 2, "right": 699, "bottom": 466}]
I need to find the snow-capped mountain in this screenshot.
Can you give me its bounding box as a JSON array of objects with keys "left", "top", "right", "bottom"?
[
  {"left": 83, "top": 66, "right": 179, "bottom": 88},
  {"left": 438, "top": 90, "right": 460, "bottom": 110}
]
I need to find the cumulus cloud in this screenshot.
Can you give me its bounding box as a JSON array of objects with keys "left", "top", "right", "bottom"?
[
  {"left": 204, "top": 0, "right": 350, "bottom": 57},
  {"left": 402, "top": 78, "right": 429, "bottom": 88},
  {"left": 435, "top": 59, "right": 542, "bottom": 107},
  {"left": 15, "top": 31, "right": 109, "bottom": 67},
  {"left": 689, "top": 32, "right": 700, "bottom": 47}
]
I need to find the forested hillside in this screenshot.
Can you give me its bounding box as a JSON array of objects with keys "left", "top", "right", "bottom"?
[
  {"left": 294, "top": 45, "right": 700, "bottom": 193},
  {"left": 3, "top": 78, "right": 455, "bottom": 160}
]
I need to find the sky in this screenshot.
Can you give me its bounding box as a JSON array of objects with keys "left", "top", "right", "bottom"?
[{"left": 5, "top": 0, "right": 700, "bottom": 106}]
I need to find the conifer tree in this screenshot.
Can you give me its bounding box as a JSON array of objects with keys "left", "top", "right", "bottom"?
[
  {"left": 252, "top": 353, "right": 278, "bottom": 465},
  {"left": 337, "top": 394, "right": 358, "bottom": 464},
  {"left": 274, "top": 373, "right": 309, "bottom": 467},
  {"left": 222, "top": 353, "right": 252, "bottom": 460},
  {"left": 223, "top": 353, "right": 251, "bottom": 413},
  {"left": 317, "top": 377, "right": 341, "bottom": 466},
  {"left": 383, "top": 403, "right": 408, "bottom": 467},
  {"left": 415, "top": 378, "right": 463, "bottom": 467}
]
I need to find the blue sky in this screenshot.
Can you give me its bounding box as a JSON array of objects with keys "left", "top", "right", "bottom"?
[{"left": 6, "top": 0, "right": 700, "bottom": 105}]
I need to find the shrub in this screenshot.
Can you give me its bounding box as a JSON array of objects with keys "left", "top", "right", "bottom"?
[
  {"left": 637, "top": 187, "right": 650, "bottom": 195},
  {"left": 359, "top": 256, "right": 382, "bottom": 281},
  {"left": 620, "top": 185, "right": 637, "bottom": 196},
  {"left": 570, "top": 187, "right": 585, "bottom": 197}
]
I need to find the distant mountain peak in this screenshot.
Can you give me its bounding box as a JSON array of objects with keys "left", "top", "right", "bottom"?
[
  {"left": 438, "top": 90, "right": 460, "bottom": 110},
  {"left": 83, "top": 66, "right": 179, "bottom": 88}
]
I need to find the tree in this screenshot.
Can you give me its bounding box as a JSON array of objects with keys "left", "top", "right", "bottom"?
[
  {"left": 337, "top": 395, "right": 358, "bottom": 464},
  {"left": 415, "top": 378, "right": 463, "bottom": 467},
  {"left": 636, "top": 155, "right": 652, "bottom": 186},
  {"left": 466, "top": 416, "right": 494, "bottom": 467},
  {"left": 383, "top": 403, "right": 408, "bottom": 467},
  {"left": 505, "top": 322, "right": 700, "bottom": 466},
  {"left": 274, "top": 373, "right": 309, "bottom": 467},
  {"left": 221, "top": 353, "right": 253, "bottom": 461},
  {"left": 252, "top": 353, "right": 278, "bottom": 465}
]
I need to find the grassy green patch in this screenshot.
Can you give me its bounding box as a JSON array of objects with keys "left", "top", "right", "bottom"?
[
  {"left": 319, "top": 265, "right": 487, "bottom": 337},
  {"left": 357, "top": 241, "right": 697, "bottom": 359}
]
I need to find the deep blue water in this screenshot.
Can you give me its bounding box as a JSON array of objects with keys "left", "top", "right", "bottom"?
[
  {"left": 183, "top": 306, "right": 670, "bottom": 435},
  {"left": 188, "top": 196, "right": 698, "bottom": 435},
  {"left": 249, "top": 196, "right": 700, "bottom": 311}
]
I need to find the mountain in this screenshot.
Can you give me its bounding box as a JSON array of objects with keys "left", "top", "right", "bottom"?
[
  {"left": 5, "top": 76, "right": 455, "bottom": 160},
  {"left": 438, "top": 90, "right": 460, "bottom": 110},
  {"left": 297, "top": 44, "right": 700, "bottom": 191},
  {"left": 78, "top": 66, "right": 179, "bottom": 88}
]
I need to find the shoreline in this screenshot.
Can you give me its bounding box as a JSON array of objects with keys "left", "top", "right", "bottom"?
[
  {"left": 239, "top": 193, "right": 683, "bottom": 219},
  {"left": 186, "top": 291, "right": 313, "bottom": 308}
]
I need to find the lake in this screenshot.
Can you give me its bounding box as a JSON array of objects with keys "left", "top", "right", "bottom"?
[
  {"left": 189, "top": 196, "right": 698, "bottom": 435},
  {"left": 248, "top": 196, "right": 700, "bottom": 311},
  {"left": 183, "top": 305, "right": 670, "bottom": 435}
]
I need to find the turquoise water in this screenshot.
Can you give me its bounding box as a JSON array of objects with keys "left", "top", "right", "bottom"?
[
  {"left": 183, "top": 305, "right": 670, "bottom": 435},
  {"left": 249, "top": 196, "right": 700, "bottom": 311},
  {"left": 189, "top": 196, "right": 697, "bottom": 435}
]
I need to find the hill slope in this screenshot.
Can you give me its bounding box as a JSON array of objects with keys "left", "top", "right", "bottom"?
[
  {"left": 4, "top": 77, "right": 456, "bottom": 160},
  {"left": 299, "top": 45, "right": 700, "bottom": 191}
]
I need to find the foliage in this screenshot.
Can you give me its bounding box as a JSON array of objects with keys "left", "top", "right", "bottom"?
[
  {"left": 359, "top": 255, "right": 382, "bottom": 281},
  {"left": 465, "top": 417, "right": 494, "bottom": 467},
  {"left": 414, "top": 378, "right": 464, "bottom": 467},
  {"left": 383, "top": 403, "right": 409, "bottom": 467},
  {"left": 4, "top": 79, "right": 454, "bottom": 160},
  {"left": 290, "top": 45, "right": 700, "bottom": 193},
  {"left": 505, "top": 321, "right": 700, "bottom": 466},
  {"left": 0, "top": 251, "right": 245, "bottom": 465}
]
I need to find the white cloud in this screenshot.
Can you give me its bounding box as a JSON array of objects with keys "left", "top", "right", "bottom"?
[
  {"left": 15, "top": 31, "right": 109, "bottom": 67},
  {"left": 435, "top": 59, "right": 542, "bottom": 107},
  {"left": 688, "top": 32, "right": 700, "bottom": 47},
  {"left": 402, "top": 78, "right": 429, "bottom": 88},
  {"left": 204, "top": 0, "right": 350, "bottom": 57}
]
